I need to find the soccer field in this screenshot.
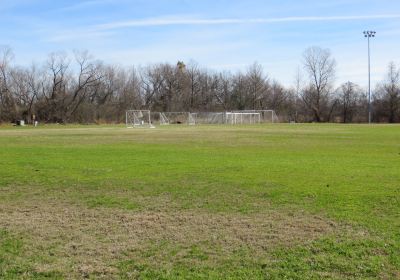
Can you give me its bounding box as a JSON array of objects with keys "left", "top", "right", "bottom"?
[{"left": 0, "top": 124, "right": 399, "bottom": 279}]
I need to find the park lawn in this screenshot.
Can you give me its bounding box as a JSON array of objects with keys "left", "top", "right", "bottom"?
[{"left": 0, "top": 124, "right": 399, "bottom": 279}]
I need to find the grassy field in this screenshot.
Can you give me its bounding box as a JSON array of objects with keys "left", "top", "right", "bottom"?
[{"left": 0, "top": 124, "right": 399, "bottom": 279}]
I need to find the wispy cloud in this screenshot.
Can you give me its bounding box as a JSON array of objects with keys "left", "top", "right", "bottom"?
[
  {"left": 95, "top": 14, "right": 400, "bottom": 30},
  {"left": 45, "top": 14, "right": 400, "bottom": 42}
]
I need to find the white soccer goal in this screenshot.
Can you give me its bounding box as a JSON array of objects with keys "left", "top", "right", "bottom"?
[
  {"left": 188, "top": 113, "right": 196, "bottom": 125},
  {"left": 159, "top": 112, "right": 170, "bottom": 125},
  {"left": 225, "top": 112, "right": 261, "bottom": 125},
  {"left": 191, "top": 112, "right": 225, "bottom": 124},
  {"left": 232, "top": 110, "right": 279, "bottom": 123},
  {"left": 127, "top": 110, "right": 277, "bottom": 127},
  {"left": 161, "top": 112, "right": 196, "bottom": 125},
  {"left": 126, "top": 110, "right": 155, "bottom": 128}
]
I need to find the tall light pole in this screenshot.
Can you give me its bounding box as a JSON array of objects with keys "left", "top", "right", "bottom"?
[{"left": 363, "top": 30, "right": 376, "bottom": 124}]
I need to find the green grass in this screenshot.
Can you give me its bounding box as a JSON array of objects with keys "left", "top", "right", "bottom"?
[
  {"left": 0, "top": 124, "right": 399, "bottom": 279},
  {"left": 0, "top": 230, "right": 63, "bottom": 279}
]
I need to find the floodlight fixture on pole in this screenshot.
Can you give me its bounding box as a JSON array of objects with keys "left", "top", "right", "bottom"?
[{"left": 363, "top": 30, "right": 376, "bottom": 124}]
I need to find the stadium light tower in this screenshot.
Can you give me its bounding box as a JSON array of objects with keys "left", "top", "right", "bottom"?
[{"left": 363, "top": 30, "right": 376, "bottom": 124}]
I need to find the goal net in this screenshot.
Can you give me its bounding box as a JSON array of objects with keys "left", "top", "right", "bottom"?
[
  {"left": 126, "top": 110, "right": 278, "bottom": 127},
  {"left": 160, "top": 112, "right": 196, "bottom": 125},
  {"left": 188, "top": 113, "right": 196, "bottom": 125},
  {"left": 225, "top": 112, "right": 261, "bottom": 125},
  {"left": 232, "top": 110, "right": 279, "bottom": 123},
  {"left": 159, "top": 112, "right": 170, "bottom": 125},
  {"left": 190, "top": 112, "right": 225, "bottom": 124},
  {"left": 126, "top": 110, "right": 154, "bottom": 128}
]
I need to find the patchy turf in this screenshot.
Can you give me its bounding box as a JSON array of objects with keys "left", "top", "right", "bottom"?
[
  {"left": 0, "top": 124, "right": 399, "bottom": 279},
  {"left": 0, "top": 199, "right": 341, "bottom": 278}
]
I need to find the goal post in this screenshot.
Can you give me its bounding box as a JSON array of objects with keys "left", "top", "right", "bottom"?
[
  {"left": 126, "top": 110, "right": 155, "bottom": 128},
  {"left": 159, "top": 112, "right": 196, "bottom": 125},
  {"left": 232, "top": 110, "right": 279, "bottom": 123},
  {"left": 225, "top": 112, "right": 261, "bottom": 125},
  {"left": 190, "top": 112, "right": 225, "bottom": 124},
  {"left": 271, "top": 110, "right": 279, "bottom": 123},
  {"left": 188, "top": 112, "right": 196, "bottom": 125},
  {"left": 159, "top": 112, "right": 170, "bottom": 125}
]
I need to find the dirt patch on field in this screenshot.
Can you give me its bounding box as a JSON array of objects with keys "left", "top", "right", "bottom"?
[{"left": 0, "top": 199, "right": 343, "bottom": 278}]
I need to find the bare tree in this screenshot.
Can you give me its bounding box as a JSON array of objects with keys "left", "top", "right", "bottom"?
[
  {"left": 159, "top": 64, "right": 179, "bottom": 111},
  {"left": 247, "top": 62, "right": 269, "bottom": 110},
  {"left": 185, "top": 61, "right": 201, "bottom": 110},
  {"left": 118, "top": 67, "right": 142, "bottom": 117},
  {"left": 65, "top": 50, "right": 103, "bottom": 121},
  {"left": 2, "top": 47, "right": 400, "bottom": 124},
  {"left": 140, "top": 65, "right": 164, "bottom": 110},
  {"left": 302, "top": 46, "right": 336, "bottom": 122},
  {"left": 230, "top": 72, "right": 247, "bottom": 110},
  {"left": 41, "top": 52, "right": 70, "bottom": 122},
  {"left": 0, "top": 46, "right": 15, "bottom": 121},
  {"left": 375, "top": 62, "right": 400, "bottom": 123},
  {"left": 267, "top": 80, "right": 288, "bottom": 111},
  {"left": 337, "top": 82, "right": 362, "bottom": 123},
  {"left": 213, "top": 72, "right": 232, "bottom": 110},
  {"left": 292, "top": 67, "right": 304, "bottom": 122}
]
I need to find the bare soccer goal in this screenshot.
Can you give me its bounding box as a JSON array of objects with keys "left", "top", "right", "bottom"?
[
  {"left": 126, "top": 110, "right": 155, "bottom": 128},
  {"left": 161, "top": 112, "right": 196, "bottom": 125},
  {"left": 159, "top": 112, "right": 170, "bottom": 125},
  {"left": 232, "top": 110, "right": 279, "bottom": 123},
  {"left": 190, "top": 112, "right": 225, "bottom": 124},
  {"left": 225, "top": 112, "right": 261, "bottom": 125}
]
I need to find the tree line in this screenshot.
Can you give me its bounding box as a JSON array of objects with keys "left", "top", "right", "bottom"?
[{"left": 0, "top": 46, "right": 399, "bottom": 124}]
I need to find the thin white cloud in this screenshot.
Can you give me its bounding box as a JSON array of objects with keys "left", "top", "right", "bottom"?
[
  {"left": 44, "top": 14, "right": 400, "bottom": 42},
  {"left": 95, "top": 14, "right": 400, "bottom": 30}
]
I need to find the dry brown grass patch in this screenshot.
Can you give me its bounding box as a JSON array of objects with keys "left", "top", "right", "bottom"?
[{"left": 0, "top": 198, "right": 347, "bottom": 278}]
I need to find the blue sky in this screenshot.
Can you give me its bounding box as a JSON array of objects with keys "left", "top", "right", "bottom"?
[{"left": 1, "top": 0, "right": 400, "bottom": 87}]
